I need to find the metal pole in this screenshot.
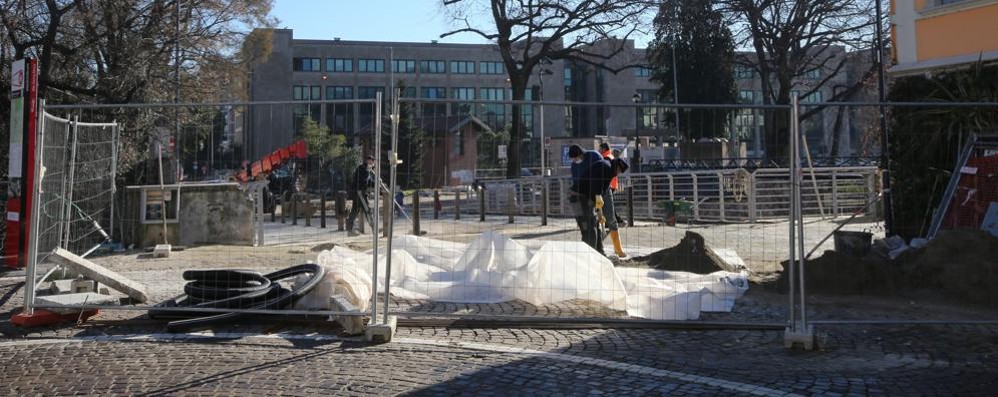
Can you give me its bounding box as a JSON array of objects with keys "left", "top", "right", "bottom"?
[
  {"left": 370, "top": 92, "right": 382, "bottom": 325},
  {"left": 62, "top": 116, "right": 79, "bottom": 250},
  {"left": 787, "top": 98, "right": 797, "bottom": 332},
  {"left": 384, "top": 87, "right": 400, "bottom": 325},
  {"left": 109, "top": 122, "right": 119, "bottom": 243},
  {"left": 23, "top": 99, "right": 47, "bottom": 316},
  {"left": 539, "top": 73, "right": 548, "bottom": 226},
  {"left": 671, "top": 3, "right": 681, "bottom": 138},
  {"left": 874, "top": 0, "right": 894, "bottom": 235},
  {"left": 793, "top": 97, "right": 807, "bottom": 329}
]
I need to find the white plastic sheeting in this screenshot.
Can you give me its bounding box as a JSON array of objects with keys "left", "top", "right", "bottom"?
[{"left": 315, "top": 232, "right": 749, "bottom": 320}]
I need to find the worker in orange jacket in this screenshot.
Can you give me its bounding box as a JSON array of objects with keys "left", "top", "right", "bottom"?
[{"left": 599, "top": 143, "right": 627, "bottom": 258}]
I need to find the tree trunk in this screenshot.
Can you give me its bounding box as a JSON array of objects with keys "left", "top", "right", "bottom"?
[{"left": 506, "top": 80, "right": 527, "bottom": 179}]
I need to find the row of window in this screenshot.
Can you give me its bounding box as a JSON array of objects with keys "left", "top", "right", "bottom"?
[
  {"left": 734, "top": 65, "right": 822, "bottom": 80},
  {"left": 294, "top": 85, "right": 512, "bottom": 100},
  {"left": 738, "top": 90, "right": 824, "bottom": 103},
  {"left": 294, "top": 57, "right": 506, "bottom": 75}
]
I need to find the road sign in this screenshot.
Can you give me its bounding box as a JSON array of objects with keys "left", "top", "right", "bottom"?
[
  {"left": 498, "top": 145, "right": 507, "bottom": 160},
  {"left": 544, "top": 137, "right": 551, "bottom": 147}
]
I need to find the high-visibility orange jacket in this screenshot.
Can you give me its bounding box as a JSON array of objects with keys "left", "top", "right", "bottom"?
[{"left": 600, "top": 148, "right": 618, "bottom": 191}]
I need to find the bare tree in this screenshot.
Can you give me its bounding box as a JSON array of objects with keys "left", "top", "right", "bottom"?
[
  {"left": 720, "top": 0, "right": 881, "bottom": 158},
  {"left": 441, "top": 0, "right": 653, "bottom": 178}
]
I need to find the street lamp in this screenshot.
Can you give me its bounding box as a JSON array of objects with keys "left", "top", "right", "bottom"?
[
  {"left": 632, "top": 93, "right": 642, "bottom": 173},
  {"left": 536, "top": 63, "right": 553, "bottom": 226}
]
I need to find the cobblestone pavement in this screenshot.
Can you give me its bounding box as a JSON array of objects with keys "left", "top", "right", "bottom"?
[
  {"left": 2, "top": 275, "right": 997, "bottom": 397},
  {"left": 0, "top": 323, "right": 996, "bottom": 396}
]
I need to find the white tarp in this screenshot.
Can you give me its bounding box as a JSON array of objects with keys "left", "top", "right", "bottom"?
[{"left": 315, "top": 232, "right": 748, "bottom": 320}]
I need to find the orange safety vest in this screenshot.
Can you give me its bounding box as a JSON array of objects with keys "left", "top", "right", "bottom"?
[{"left": 600, "top": 148, "right": 619, "bottom": 191}]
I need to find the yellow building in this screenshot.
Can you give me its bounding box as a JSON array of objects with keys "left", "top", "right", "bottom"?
[{"left": 890, "top": 0, "right": 998, "bottom": 75}]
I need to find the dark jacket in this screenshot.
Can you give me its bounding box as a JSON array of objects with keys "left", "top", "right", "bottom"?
[
  {"left": 570, "top": 150, "right": 613, "bottom": 198},
  {"left": 353, "top": 164, "right": 374, "bottom": 192}
]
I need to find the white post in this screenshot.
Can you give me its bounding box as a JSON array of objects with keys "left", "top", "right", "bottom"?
[
  {"left": 383, "top": 87, "right": 400, "bottom": 325},
  {"left": 62, "top": 116, "right": 80, "bottom": 250},
  {"left": 370, "top": 93, "right": 383, "bottom": 324},
  {"left": 23, "top": 100, "right": 48, "bottom": 316},
  {"left": 109, "top": 122, "right": 119, "bottom": 243}
]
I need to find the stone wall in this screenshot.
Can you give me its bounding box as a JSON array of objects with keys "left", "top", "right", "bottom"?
[{"left": 123, "top": 183, "right": 255, "bottom": 248}]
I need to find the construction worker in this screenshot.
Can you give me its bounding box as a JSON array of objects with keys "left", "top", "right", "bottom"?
[
  {"left": 568, "top": 145, "right": 614, "bottom": 255},
  {"left": 599, "top": 143, "right": 627, "bottom": 258},
  {"left": 347, "top": 155, "right": 376, "bottom": 236}
]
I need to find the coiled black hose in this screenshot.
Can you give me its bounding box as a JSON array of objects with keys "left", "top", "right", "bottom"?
[{"left": 150, "top": 264, "right": 326, "bottom": 333}]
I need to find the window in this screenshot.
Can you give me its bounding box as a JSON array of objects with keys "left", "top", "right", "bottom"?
[
  {"left": 392, "top": 59, "right": 416, "bottom": 73},
  {"left": 452, "top": 87, "right": 475, "bottom": 115},
  {"left": 358, "top": 86, "right": 385, "bottom": 99},
  {"left": 358, "top": 86, "right": 385, "bottom": 126},
  {"left": 358, "top": 59, "right": 385, "bottom": 73},
  {"left": 450, "top": 61, "right": 475, "bottom": 74},
  {"left": 326, "top": 86, "right": 354, "bottom": 134},
  {"left": 326, "top": 86, "right": 354, "bottom": 99},
  {"left": 399, "top": 86, "right": 417, "bottom": 98},
  {"left": 293, "top": 85, "right": 322, "bottom": 100},
  {"left": 804, "top": 68, "right": 821, "bottom": 80},
  {"left": 293, "top": 58, "right": 321, "bottom": 72},
  {"left": 479, "top": 88, "right": 506, "bottom": 129},
  {"left": 420, "top": 60, "right": 446, "bottom": 74},
  {"left": 326, "top": 58, "right": 352, "bottom": 72},
  {"left": 633, "top": 67, "right": 652, "bottom": 77},
  {"left": 802, "top": 91, "right": 823, "bottom": 103},
  {"left": 738, "top": 90, "right": 755, "bottom": 104},
  {"left": 421, "top": 87, "right": 446, "bottom": 99},
  {"left": 480, "top": 61, "right": 505, "bottom": 75},
  {"left": 635, "top": 89, "right": 659, "bottom": 131},
  {"left": 734, "top": 65, "right": 756, "bottom": 79}
]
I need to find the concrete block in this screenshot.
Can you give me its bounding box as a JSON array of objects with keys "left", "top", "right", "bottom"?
[
  {"left": 153, "top": 244, "right": 172, "bottom": 258},
  {"left": 49, "top": 248, "right": 150, "bottom": 303},
  {"left": 784, "top": 323, "right": 815, "bottom": 350},
  {"left": 71, "top": 277, "right": 96, "bottom": 293},
  {"left": 365, "top": 315, "right": 397, "bottom": 343},
  {"left": 36, "top": 293, "right": 119, "bottom": 314},
  {"left": 329, "top": 295, "right": 364, "bottom": 335},
  {"left": 49, "top": 280, "right": 74, "bottom": 294}
]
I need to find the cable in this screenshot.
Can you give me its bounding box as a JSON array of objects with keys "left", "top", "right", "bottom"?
[{"left": 149, "top": 264, "right": 326, "bottom": 332}]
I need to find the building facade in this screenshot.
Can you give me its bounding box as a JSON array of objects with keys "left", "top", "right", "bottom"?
[
  {"left": 890, "top": 0, "right": 998, "bottom": 75},
  {"left": 246, "top": 29, "right": 869, "bottom": 166}
]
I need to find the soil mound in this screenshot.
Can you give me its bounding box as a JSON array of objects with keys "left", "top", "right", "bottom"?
[
  {"left": 622, "top": 231, "right": 729, "bottom": 274},
  {"left": 777, "top": 230, "right": 998, "bottom": 308}
]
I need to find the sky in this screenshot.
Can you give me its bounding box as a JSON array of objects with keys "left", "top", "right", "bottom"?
[
  {"left": 268, "top": 0, "right": 654, "bottom": 47},
  {"left": 269, "top": 0, "right": 489, "bottom": 45}
]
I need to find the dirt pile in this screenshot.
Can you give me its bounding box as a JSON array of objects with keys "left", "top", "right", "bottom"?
[
  {"left": 777, "top": 230, "right": 998, "bottom": 308},
  {"left": 622, "top": 231, "right": 731, "bottom": 274}
]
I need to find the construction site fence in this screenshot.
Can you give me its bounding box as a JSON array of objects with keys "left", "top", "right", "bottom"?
[
  {"left": 18, "top": 97, "right": 998, "bottom": 342},
  {"left": 474, "top": 166, "right": 878, "bottom": 223}
]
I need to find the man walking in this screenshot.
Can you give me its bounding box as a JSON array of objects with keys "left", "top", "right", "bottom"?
[
  {"left": 568, "top": 145, "right": 614, "bottom": 255},
  {"left": 347, "top": 155, "right": 376, "bottom": 236},
  {"left": 599, "top": 143, "right": 628, "bottom": 258}
]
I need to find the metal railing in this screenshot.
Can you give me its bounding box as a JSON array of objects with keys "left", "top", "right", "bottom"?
[{"left": 479, "top": 166, "right": 878, "bottom": 223}]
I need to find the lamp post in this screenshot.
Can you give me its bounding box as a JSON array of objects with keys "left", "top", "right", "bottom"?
[
  {"left": 632, "top": 93, "right": 642, "bottom": 173},
  {"left": 537, "top": 63, "right": 552, "bottom": 226}
]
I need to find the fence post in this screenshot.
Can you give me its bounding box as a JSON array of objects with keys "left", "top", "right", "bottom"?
[
  {"left": 280, "top": 195, "right": 286, "bottom": 224},
  {"left": 717, "top": 172, "right": 726, "bottom": 222},
  {"left": 831, "top": 170, "right": 839, "bottom": 217},
  {"left": 692, "top": 174, "right": 700, "bottom": 221},
  {"left": 868, "top": 172, "right": 878, "bottom": 218},
  {"left": 62, "top": 116, "right": 80, "bottom": 249},
  {"left": 748, "top": 173, "right": 758, "bottom": 224},
  {"left": 479, "top": 187, "right": 486, "bottom": 222},
  {"left": 383, "top": 190, "right": 391, "bottom": 237},
  {"left": 627, "top": 185, "right": 635, "bottom": 226},
  {"left": 270, "top": 195, "right": 276, "bottom": 222},
  {"left": 433, "top": 190, "right": 440, "bottom": 219},
  {"left": 412, "top": 190, "right": 421, "bottom": 235},
  {"left": 304, "top": 195, "right": 311, "bottom": 227},
  {"left": 647, "top": 175, "right": 655, "bottom": 219},
  {"left": 336, "top": 191, "right": 347, "bottom": 231},
  {"left": 320, "top": 193, "right": 327, "bottom": 228},
  {"left": 559, "top": 179, "right": 567, "bottom": 215},
  {"left": 507, "top": 187, "right": 515, "bottom": 224},
  {"left": 541, "top": 181, "right": 549, "bottom": 226},
  {"left": 291, "top": 195, "right": 298, "bottom": 225},
  {"left": 455, "top": 191, "right": 461, "bottom": 220}
]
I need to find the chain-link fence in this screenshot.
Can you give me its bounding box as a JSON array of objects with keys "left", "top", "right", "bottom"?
[{"left": 22, "top": 96, "right": 998, "bottom": 340}]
